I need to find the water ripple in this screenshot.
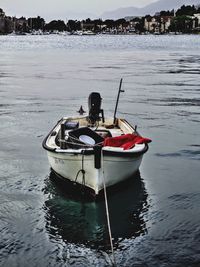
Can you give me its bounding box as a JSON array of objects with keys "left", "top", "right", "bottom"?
[{"left": 155, "top": 148, "right": 200, "bottom": 160}]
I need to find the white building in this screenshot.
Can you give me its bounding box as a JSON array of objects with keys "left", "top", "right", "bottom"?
[
  {"left": 193, "top": 13, "right": 200, "bottom": 28},
  {"left": 160, "top": 16, "right": 173, "bottom": 33},
  {"left": 144, "top": 16, "right": 160, "bottom": 32},
  {"left": 144, "top": 15, "right": 173, "bottom": 33}
]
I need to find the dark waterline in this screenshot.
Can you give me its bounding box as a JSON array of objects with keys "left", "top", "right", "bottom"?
[{"left": 0, "top": 35, "right": 200, "bottom": 267}]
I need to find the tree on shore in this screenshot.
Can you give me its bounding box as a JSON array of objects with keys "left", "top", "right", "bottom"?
[
  {"left": 160, "top": 10, "right": 174, "bottom": 16},
  {"left": 176, "top": 5, "right": 196, "bottom": 16},
  {"left": 133, "top": 17, "right": 145, "bottom": 33},
  {"left": 103, "top": 19, "right": 115, "bottom": 29},
  {"left": 115, "top": 18, "right": 127, "bottom": 27},
  {"left": 45, "top": 20, "right": 66, "bottom": 32},
  {"left": 28, "top": 16, "right": 45, "bottom": 30},
  {"left": 169, "top": 15, "right": 193, "bottom": 33},
  {"left": 67, "top": 20, "right": 81, "bottom": 32}
]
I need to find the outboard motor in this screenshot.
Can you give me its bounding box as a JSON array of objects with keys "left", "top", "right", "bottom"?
[{"left": 88, "top": 92, "right": 105, "bottom": 124}]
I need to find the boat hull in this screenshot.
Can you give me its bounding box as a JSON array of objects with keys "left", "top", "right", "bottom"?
[{"left": 47, "top": 150, "right": 144, "bottom": 195}]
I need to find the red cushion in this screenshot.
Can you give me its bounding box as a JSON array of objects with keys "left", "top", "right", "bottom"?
[{"left": 103, "top": 133, "right": 151, "bottom": 150}]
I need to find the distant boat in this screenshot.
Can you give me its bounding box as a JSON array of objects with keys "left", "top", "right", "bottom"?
[
  {"left": 43, "top": 84, "right": 151, "bottom": 197},
  {"left": 71, "top": 30, "right": 96, "bottom": 36},
  {"left": 72, "top": 30, "right": 83, "bottom": 36},
  {"left": 8, "top": 31, "right": 27, "bottom": 36},
  {"left": 31, "top": 29, "right": 43, "bottom": 35},
  {"left": 82, "top": 30, "right": 96, "bottom": 36},
  {"left": 8, "top": 31, "right": 16, "bottom": 36}
]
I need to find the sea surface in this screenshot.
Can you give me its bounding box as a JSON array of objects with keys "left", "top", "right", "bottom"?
[{"left": 0, "top": 34, "right": 200, "bottom": 267}]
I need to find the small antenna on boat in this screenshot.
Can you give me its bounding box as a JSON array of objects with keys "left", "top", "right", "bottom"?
[{"left": 113, "top": 78, "right": 124, "bottom": 124}]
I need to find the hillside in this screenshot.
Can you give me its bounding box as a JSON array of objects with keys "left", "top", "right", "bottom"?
[{"left": 101, "top": 0, "right": 200, "bottom": 19}]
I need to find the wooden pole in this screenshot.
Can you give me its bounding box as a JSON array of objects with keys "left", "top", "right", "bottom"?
[{"left": 113, "top": 78, "right": 124, "bottom": 124}]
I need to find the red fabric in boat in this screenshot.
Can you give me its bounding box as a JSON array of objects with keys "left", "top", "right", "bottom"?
[{"left": 103, "top": 133, "right": 152, "bottom": 150}]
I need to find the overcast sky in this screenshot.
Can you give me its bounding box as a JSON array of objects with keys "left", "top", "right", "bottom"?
[{"left": 1, "top": 0, "right": 158, "bottom": 21}]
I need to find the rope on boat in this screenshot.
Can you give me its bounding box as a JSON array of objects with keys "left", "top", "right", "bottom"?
[
  {"left": 59, "top": 135, "right": 103, "bottom": 148},
  {"left": 74, "top": 151, "right": 86, "bottom": 193},
  {"left": 60, "top": 132, "right": 116, "bottom": 265},
  {"left": 101, "top": 150, "right": 117, "bottom": 267}
]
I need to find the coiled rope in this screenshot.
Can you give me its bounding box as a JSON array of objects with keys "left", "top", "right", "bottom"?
[{"left": 59, "top": 134, "right": 103, "bottom": 148}]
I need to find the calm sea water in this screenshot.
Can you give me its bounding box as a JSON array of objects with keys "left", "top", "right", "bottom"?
[{"left": 0, "top": 34, "right": 200, "bottom": 267}]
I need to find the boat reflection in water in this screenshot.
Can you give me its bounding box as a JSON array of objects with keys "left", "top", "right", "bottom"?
[{"left": 43, "top": 170, "right": 148, "bottom": 248}]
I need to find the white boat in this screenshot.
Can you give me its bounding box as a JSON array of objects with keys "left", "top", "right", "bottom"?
[
  {"left": 43, "top": 87, "right": 151, "bottom": 197},
  {"left": 82, "top": 30, "right": 96, "bottom": 36},
  {"left": 71, "top": 30, "right": 83, "bottom": 36}
]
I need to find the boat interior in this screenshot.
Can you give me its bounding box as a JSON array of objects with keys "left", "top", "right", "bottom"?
[
  {"left": 47, "top": 92, "right": 137, "bottom": 150},
  {"left": 54, "top": 117, "right": 134, "bottom": 148}
]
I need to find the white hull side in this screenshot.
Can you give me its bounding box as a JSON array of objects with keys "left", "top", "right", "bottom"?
[
  {"left": 47, "top": 151, "right": 143, "bottom": 195},
  {"left": 99, "top": 155, "right": 143, "bottom": 191}
]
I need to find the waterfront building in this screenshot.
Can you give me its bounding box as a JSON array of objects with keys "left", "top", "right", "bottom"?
[
  {"left": 81, "top": 21, "right": 95, "bottom": 31},
  {"left": 144, "top": 15, "right": 173, "bottom": 33},
  {"left": 144, "top": 16, "right": 160, "bottom": 33},
  {"left": 193, "top": 13, "right": 200, "bottom": 28},
  {"left": 160, "top": 16, "right": 174, "bottom": 33}
]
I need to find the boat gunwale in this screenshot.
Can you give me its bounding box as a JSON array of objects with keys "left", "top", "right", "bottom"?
[
  {"left": 45, "top": 144, "right": 149, "bottom": 157},
  {"left": 42, "top": 116, "right": 149, "bottom": 157},
  {"left": 42, "top": 118, "right": 62, "bottom": 152}
]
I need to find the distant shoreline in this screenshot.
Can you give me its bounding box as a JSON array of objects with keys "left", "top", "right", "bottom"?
[
  {"left": 1, "top": 5, "right": 200, "bottom": 35},
  {"left": 1, "top": 31, "right": 200, "bottom": 36}
]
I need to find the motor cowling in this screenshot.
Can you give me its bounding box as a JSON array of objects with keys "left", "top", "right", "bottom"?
[{"left": 88, "top": 92, "right": 104, "bottom": 124}]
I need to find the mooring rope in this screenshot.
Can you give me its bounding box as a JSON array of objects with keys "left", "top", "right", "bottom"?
[
  {"left": 101, "top": 150, "right": 117, "bottom": 266},
  {"left": 60, "top": 131, "right": 116, "bottom": 265},
  {"left": 74, "top": 151, "right": 85, "bottom": 183}
]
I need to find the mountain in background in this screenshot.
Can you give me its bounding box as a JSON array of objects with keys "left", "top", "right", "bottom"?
[{"left": 101, "top": 0, "right": 200, "bottom": 19}]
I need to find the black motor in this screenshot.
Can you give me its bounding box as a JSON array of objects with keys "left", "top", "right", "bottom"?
[{"left": 88, "top": 92, "right": 104, "bottom": 124}]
